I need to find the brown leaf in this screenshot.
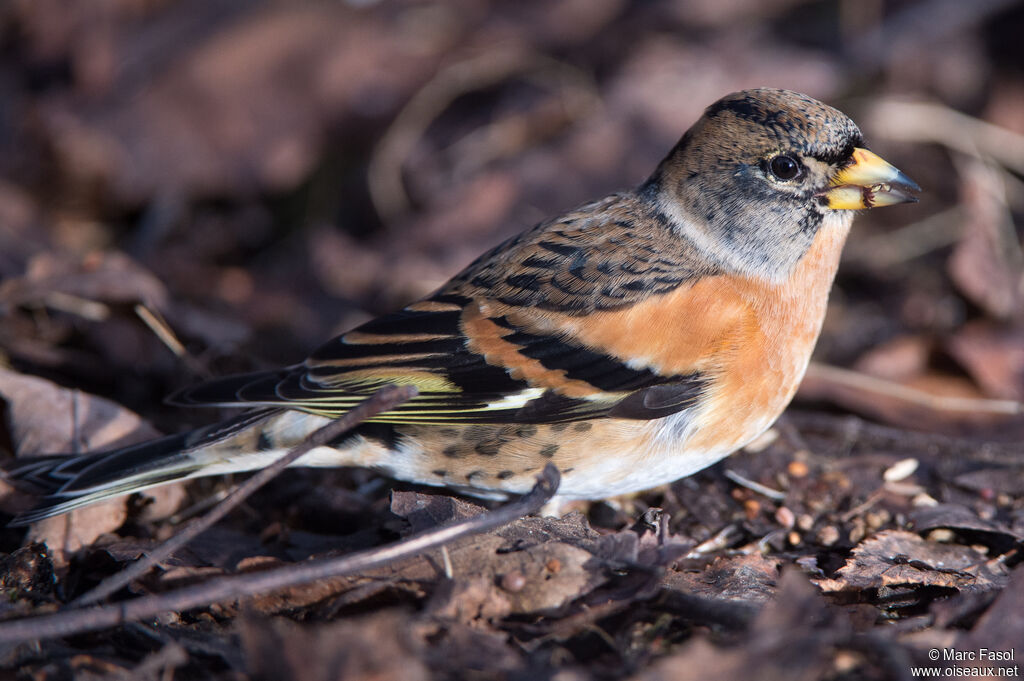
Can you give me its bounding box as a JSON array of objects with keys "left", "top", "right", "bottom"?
[
  {"left": 664, "top": 553, "right": 782, "bottom": 604},
  {"left": 414, "top": 619, "right": 524, "bottom": 678},
  {"left": 909, "top": 504, "right": 1023, "bottom": 543},
  {"left": 240, "top": 611, "right": 429, "bottom": 681},
  {"left": 816, "top": 530, "right": 1006, "bottom": 594},
  {"left": 0, "top": 250, "right": 169, "bottom": 311},
  {"left": 425, "top": 533, "right": 601, "bottom": 618},
  {"left": 947, "top": 321, "right": 1024, "bottom": 400},
  {"left": 389, "top": 489, "right": 488, "bottom": 533},
  {"left": 0, "top": 366, "right": 157, "bottom": 458},
  {"left": 853, "top": 334, "right": 932, "bottom": 381},
  {"left": 427, "top": 576, "right": 512, "bottom": 623},
  {"left": 947, "top": 159, "right": 1024, "bottom": 319},
  {"left": 954, "top": 568, "right": 1024, "bottom": 670},
  {"left": 0, "top": 367, "right": 183, "bottom": 560},
  {"left": 633, "top": 569, "right": 840, "bottom": 681}
]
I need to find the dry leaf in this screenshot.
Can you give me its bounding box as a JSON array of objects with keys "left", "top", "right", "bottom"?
[
  {"left": 947, "top": 159, "right": 1023, "bottom": 320},
  {"left": 0, "top": 367, "right": 183, "bottom": 560},
  {"left": 947, "top": 321, "right": 1024, "bottom": 400},
  {"left": 240, "top": 612, "right": 429, "bottom": 681},
  {"left": 634, "top": 570, "right": 839, "bottom": 681},
  {"left": 816, "top": 530, "right": 1006, "bottom": 594}
]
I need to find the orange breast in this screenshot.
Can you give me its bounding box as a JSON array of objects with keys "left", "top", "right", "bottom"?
[{"left": 563, "top": 217, "right": 851, "bottom": 450}]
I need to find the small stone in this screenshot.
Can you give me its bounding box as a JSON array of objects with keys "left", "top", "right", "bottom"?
[
  {"left": 774, "top": 506, "right": 795, "bottom": 529},
  {"left": 912, "top": 492, "right": 939, "bottom": 507},
  {"left": 500, "top": 571, "right": 526, "bottom": 592},
  {"left": 926, "top": 528, "right": 955, "bottom": 543},
  {"left": 865, "top": 510, "right": 891, "bottom": 530},
  {"left": 787, "top": 460, "right": 810, "bottom": 478},
  {"left": 883, "top": 458, "right": 918, "bottom": 482},
  {"left": 817, "top": 525, "right": 840, "bottom": 546}
]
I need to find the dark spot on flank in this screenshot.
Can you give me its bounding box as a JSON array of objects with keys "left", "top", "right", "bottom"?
[
  {"left": 442, "top": 445, "right": 461, "bottom": 459},
  {"left": 463, "top": 426, "right": 491, "bottom": 441},
  {"left": 431, "top": 469, "right": 448, "bottom": 478},
  {"left": 539, "top": 444, "right": 559, "bottom": 458},
  {"left": 521, "top": 467, "right": 537, "bottom": 474},
  {"left": 257, "top": 432, "right": 273, "bottom": 451},
  {"left": 550, "top": 423, "right": 568, "bottom": 433},
  {"left": 574, "top": 422, "right": 593, "bottom": 432},
  {"left": 496, "top": 470, "right": 515, "bottom": 480},
  {"left": 475, "top": 441, "right": 501, "bottom": 457},
  {"left": 438, "top": 428, "right": 459, "bottom": 438},
  {"left": 466, "top": 469, "right": 485, "bottom": 482},
  {"left": 515, "top": 425, "right": 537, "bottom": 438}
]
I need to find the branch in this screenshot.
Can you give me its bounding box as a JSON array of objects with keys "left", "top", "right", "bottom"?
[
  {"left": 0, "top": 464, "right": 560, "bottom": 645},
  {"left": 73, "top": 384, "right": 418, "bottom": 607}
]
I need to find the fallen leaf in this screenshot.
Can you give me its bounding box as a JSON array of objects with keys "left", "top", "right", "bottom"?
[
  {"left": 633, "top": 569, "right": 841, "bottom": 681},
  {"left": 0, "top": 250, "right": 169, "bottom": 312},
  {"left": 909, "top": 504, "right": 1022, "bottom": 543},
  {"left": 947, "top": 321, "right": 1024, "bottom": 400},
  {"left": 240, "top": 611, "right": 430, "bottom": 681},
  {"left": 947, "top": 158, "right": 1023, "bottom": 320},
  {"left": 816, "top": 530, "right": 1006, "bottom": 594},
  {"left": 0, "top": 367, "right": 183, "bottom": 560},
  {"left": 953, "top": 568, "right": 1024, "bottom": 671},
  {"left": 664, "top": 553, "right": 782, "bottom": 603}
]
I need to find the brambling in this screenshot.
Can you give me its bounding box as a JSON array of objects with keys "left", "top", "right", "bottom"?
[{"left": 7, "top": 89, "right": 919, "bottom": 524}]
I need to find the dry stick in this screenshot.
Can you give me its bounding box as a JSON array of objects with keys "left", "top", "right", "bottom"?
[
  {"left": 804, "top": 363, "right": 1022, "bottom": 416},
  {"left": 0, "top": 463, "right": 560, "bottom": 645},
  {"left": 72, "top": 384, "right": 418, "bottom": 608}
]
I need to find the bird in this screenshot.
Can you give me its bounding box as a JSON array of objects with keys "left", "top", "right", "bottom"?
[{"left": 5, "top": 88, "right": 919, "bottom": 525}]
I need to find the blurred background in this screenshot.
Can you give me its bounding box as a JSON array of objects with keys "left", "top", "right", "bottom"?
[{"left": 0, "top": 0, "right": 1022, "bottom": 440}]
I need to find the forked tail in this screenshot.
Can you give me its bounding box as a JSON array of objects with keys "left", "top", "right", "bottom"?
[{"left": 3, "top": 409, "right": 281, "bottom": 525}]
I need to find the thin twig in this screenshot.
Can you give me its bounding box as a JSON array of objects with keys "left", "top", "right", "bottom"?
[
  {"left": 134, "top": 304, "right": 209, "bottom": 379},
  {"left": 803, "top": 362, "right": 1022, "bottom": 416},
  {"left": 788, "top": 410, "right": 1024, "bottom": 464},
  {"left": 0, "top": 464, "right": 559, "bottom": 645},
  {"left": 72, "top": 384, "right": 418, "bottom": 607},
  {"left": 864, "top": 98, "right": 1024, "bottom": 176},
  {"left": 723, "top": 469, "right": 787, "bottom": 502}
]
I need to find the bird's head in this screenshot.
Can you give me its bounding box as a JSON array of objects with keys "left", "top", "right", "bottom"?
[{"left": 648, "top": 88, "right": 920, "bottom": 280}]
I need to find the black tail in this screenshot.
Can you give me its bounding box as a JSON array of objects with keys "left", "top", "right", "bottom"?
[{"left": 3, "top": 410, "right": 276, "bottom": 525}]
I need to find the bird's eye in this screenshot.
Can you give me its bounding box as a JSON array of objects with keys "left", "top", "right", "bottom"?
[{"left": 768, "top": 155, "right": 801, "bottom": 181}]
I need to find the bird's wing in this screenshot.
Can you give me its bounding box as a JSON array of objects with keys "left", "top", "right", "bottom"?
[{"left": 172, "top": 194, "right": 722, "bottom": 424}]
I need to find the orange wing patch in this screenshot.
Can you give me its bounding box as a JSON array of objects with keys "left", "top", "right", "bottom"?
[{"left": 460, "top": 302, "right": 603, "bottom": 399}]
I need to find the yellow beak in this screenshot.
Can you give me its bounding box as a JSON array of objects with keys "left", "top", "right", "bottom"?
[{"left": 821, "top": 147, "right": 920, "bottom": 210}]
